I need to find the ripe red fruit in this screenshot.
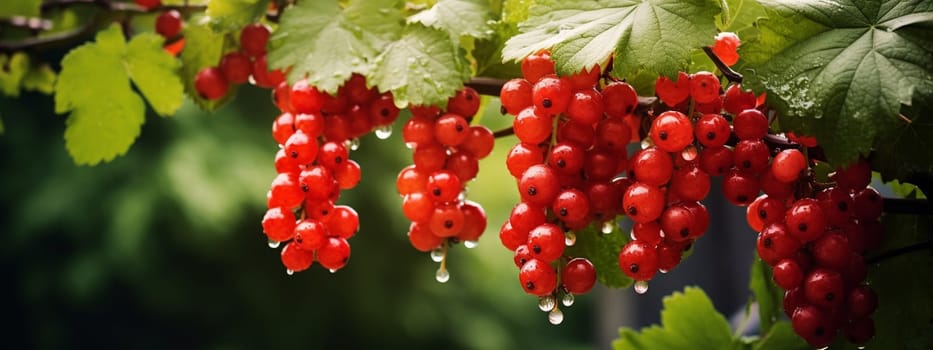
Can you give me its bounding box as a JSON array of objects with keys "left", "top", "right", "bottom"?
[
  {"left": 655, "top": 72, "right": 690, "bottom": 107},
  {"left": 447, "top": 87, "right": 480, "bottom": 117},
  {"left": 756, "top": 223, "right": 801, "bottom": 265},
  {"left": 711, "top": 32, "right": 741, "bottom": 66},
  {"left": 632, "top": 148, "right": 674, "bottom": 186},
  {"left": 722, "top": 84, "right": 756, "bottom": 115},
  {"left": 269, "top": 172, "right": 304, "bottom": 209},
  {"left": 500, "top": 78, "right": 533, "bottom": 115},
  {"left": 506, "top": 142, "right": 544, "bottom": 178},
  {"left": 280, "top": 242, "right": 314, "bottom": 273},
  {"left": 272, "top": 112, "right": 295, "bottom": 145},
  {"left": 733, "top": 139, "right": 770, "bottom": 174},
  {"left": 408, "top": 222, "right": 442, "bottom": 252},
  {"left": 135, "top": 0, "right": 161, "bottom": 10},
  {"left": 155, "top": 10, "right": 182, "bottom": 39},
  {"left": 521, "top": 51, "right": 555, "bottom": 83},
  {"left": 519, "top": 165, "right": 560, "bottom": 207},
  {"left": 733, "top": 109, "right": 768, "bottom": 140},
  {"left": 240, "top": 23, "right": 270, "bottom": 57},
  {"left": 532, "top": 75, "right": 572, "bottom": 115},
  {"left": 262, "top": 207, "right": 297, "bottom": 242},
  {"left": 284, "top": 130, "right": 318, "bottom": 165},
  {"left": 698, "top": 146, "right": 734, "bottom": 176},
  {"left": 461, "top": 126, "right": 495, "bottom": 159},
  {"left": 603, "top": 82, "right": 639, "bottom": 118},
  {"left": 317, "top": 237, "right": 351, "bottom": 271},
  {"left": 689, "top": 71, "right": 721, "bottom": 103},
  {"left": 660, "top": 204, "right": 696, "bottom": 242},
  {"left": 746, "top": 195, "right": 785, "bottom": 232},
  {"left": 567, "top": 64, "right": 600, "bottom": 90},
  {"left": 552, "top": 188, "right": 590, "bottom": 223},
  {"left": 219, "top": 52, "right": 252, "bottom": 84},
  {"left": 831, "top": 158, "right": 871, "bottom": 192},
  {"left": 562, "top": 258, "right": 597, "bottom": 294},
  {"left": 772, "top": 258, "right": 803, "bottom": 289},
  {"left": 812, "top": 232, "right": 851, "bottom": 270},
  {"left": 290, "top": 79, "right": 327, "bottom": 114},
  {"left": 327, "top": 205, "right": 359, "bottom": 239},
  {"left": 618, "top": 240, "right": 659, "bottom": 281},
  {"left": 527, "top": 223, "right": 566, "bottom": 263},
  {"left": 771, "top": 149, "right": 807, "bottom": 183},
  {"left": 194, "top": 66, "right": 228, "bottom": 100},
  {"left": 622, "top": 182, "right": 665, "bottom": 223},
  {"left": 251, "top": 55, "right": 285, "bottom": 88},
  {"left": 402, "top": 192, "right": 433, "bottom": 223},
  {"left": 514, "top": 107, "right": 552, "bottom": 144},
  {"left": 429, "top": 203, "right": 465, "bottom": 238},
  {"left": 426, "top": 170, "right": 462, "bottom": 203},
  {"left": 649, "top": 111, "right": 694, "bottom": 153},
  {"left": 695, "top": 113, "right": 731, "bottom": 148},
  {"left": 457, "top": 201, "right": 487, "bottom": 242},
  {"left": 853, "top": 187, "right": 884, "bottom": 221},
  {"left": 294, "top": 219, "right": 327, "bottom": 251},
  {"left": 671, "top": 165, "right": 711, "bottom": 201},
  {"left": 519, "top": 258, "right": 558, "bottom": 296},
  {"left": 396, "top": 165, "right": 427, "bottom": 195},
  {"left": 434, "top": 113, "right": 470, "bottom": 146},
  {"left": 566, "top": 89, "right": 604, "bottom": 125},
  {"left": 803, "top": 268, "right": 846, "bottom": 309},
  {"left": 792, "top": 304, "right": 835, "bottom": 348},
  {"left": 844, "top": 317, "right": 875, "bottom": 345},
  {"left": 785, "top": 199, "right": 827, "bottom": 242},
  {"left": 847, "top": 285, "right": 878, "bottom": 319},
  {"left": 722, "top": 170, "right": 760, "bottom": 206}
]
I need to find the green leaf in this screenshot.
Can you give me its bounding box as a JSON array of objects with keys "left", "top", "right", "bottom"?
[
  {"left": 206, "top": 0, "right": 270, "bottom": 31},
  {"left": 409, "top": 0, "right": 493, "bottom": 39},
  {"left": 752, "top": 321, "right": 809, "bottom": 350},
  {"left": 740, "top": 0, "right": 933, "bottom": 166},
  {"left": 268, "top": 0, "right": 403, "bottom": 93},
  {"left": 613, "top": 287, "right": 740, "bottom": 350},
  {"left": 369, "top": 24, "right": 471, "bottom": 108},
  {"left": 501, "top": 0, "right": 720, "bottom": 78},
  {"left": 749, "top": 259, "right": 781, "bottom": 336},
  {"left": 718, "top": 0, "right": 767, "bottom": 37},
  {"left": 564, "top": 224, "right": 632, "bottom": 288},
  {"left": 126, "top": 33, "right": 184, "bottom": 116},
  {"left": 865, "top": 214, "right": 933, "bottom": 350},
  {"left": 0, "top": 113, "right": 4, "bottom": 135},
  {"left": 473, "top": 21, "right": 522, "bottom": 78},
  {"left": 0, "top": 0, "right": 40, "bottom": 17},
  {"left": 55, "top": 25, "right": 184, "bottom": 165},
  {"left": 502, "top": 0, "right": 535, "bottom": 24},
  {"left": 0, "top": 52, "right": 29, "bottom": 97},
  {"left": 873, "top": 93, "right": 933, "bottom": 185},
  {"left": 22, "top": 63, "right": 57, "bottom": 95}
]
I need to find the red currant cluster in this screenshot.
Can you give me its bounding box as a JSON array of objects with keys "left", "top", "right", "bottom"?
[
  {"left": 194, "top": 24, "right": 287, "bottom": 100},
  {"left": 616, "top": 72, "right": 738, "bottom": 293},
  {"left": 747, "top": 158, "right": 883, "bottom": 347},
  {"left": 397, "top": 88, "right": 492, "bottom": 282},
  {"left": 499, "top": 51, "right": 627, "bottom": 323},
  {"left": 261, "top": 74, "right": 401, "bottom": 275}
]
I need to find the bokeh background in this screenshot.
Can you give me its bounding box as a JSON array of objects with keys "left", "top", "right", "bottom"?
[{"left": 0, "top": 84, "right": 761, "bottom": 349}]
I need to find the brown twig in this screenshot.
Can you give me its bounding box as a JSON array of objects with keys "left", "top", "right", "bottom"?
[
  {"left": 0, "top": 16, "right": 53, "bottom": 32},
  {"left": 702, "top": 46, "right": 742, "bottom": 84},
  {"left": 866, "top": 240, "right": 932, "bottom": 264}
]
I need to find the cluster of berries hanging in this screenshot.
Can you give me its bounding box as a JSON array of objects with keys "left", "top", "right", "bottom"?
[
  {"left": 193, "top": 24, "right": 286, "bottom": 100},
  {"left": 261, "top": 72, "right": 400, "bottom": 275},
  {"left": 396, "top": 88, "right": 493, "bottom": 282},
  {"left": 500, "top": 51, "right": 639, "bottom": 323}
]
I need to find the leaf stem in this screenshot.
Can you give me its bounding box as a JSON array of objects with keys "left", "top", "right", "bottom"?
[
  {"left": 702, "top": 46, "right": 742, "bottom": 83},
  {"left": 866, "top": 240, "right": 932, "bottom": 264}
]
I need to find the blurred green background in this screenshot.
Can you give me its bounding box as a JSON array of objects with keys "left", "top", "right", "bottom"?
[{"left": 0, "top": 87, "right": 601, "bottom": 349}]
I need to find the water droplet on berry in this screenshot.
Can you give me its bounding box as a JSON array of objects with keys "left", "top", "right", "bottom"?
[
  {"left": 634, "top": 280, "right": 649, "bottom": 294},
  {"left": 538, "top": 295, "right": 556, "bottom": 312},
  {"left": 565, "top": 232, "right": 576, "bottom": 246},
  {"left": 268, "top": 240, "right": 281, "bottom": 249},
  {"left": 630, "top": 231, "right": 637, "bottom": 240},
  {"left": 405, "top": 141, "right": 416, "bottom": 149},
  {"left": 286, "top": 269, "right": 294, "bottom": 276},
  {"left": 601, "top": 221, "right": 615, "bottom": 234},
  {"left": 561, "top": 293, "right": 575, "bottom": 307},
  {"left": 548, "top": 307, "right": 564, "bottom": 325},
  {"left": 435, "top": 267, "right": 450, "bottom": 283},
  {"left": 375, "top": 125, "right": 393, "bottom": 139},
  {"left": 348, "top": 138, "right": 360, "bottom": 151},
  {"left": 659, "top": 268, "right": 669, "bottom": 274},
  {"left": 329, "top": 269, "right": 337, "bottom": 274},
  {"left": 430, "top": 248, "right": 445, "bottom": 262},
  {"left": 681, "top": 145, "right": 698, "bottom": 161},
  {"left": 464, "top": 240, "right": 479, "bottom": 248},
  {"left": 640, "top": 138, "right": 653, "bottom": 150}
]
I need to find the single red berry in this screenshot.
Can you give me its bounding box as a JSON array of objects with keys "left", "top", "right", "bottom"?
[
  {"left": 803, "top": 268, "right": 846, "bottom": 309},
  {"left": 513, "top": 244, "right": 533, "bottom": 267},
  {"left": 521, "top": 51, "right": 555, "bottom": 83},
  {"left": 695, "top": 113, "right": 731, "bottom": 148},
  {"left": 847, "top": 285, "right": 878, "bottom": 319},
  {"left": 499, "top": 221, "right": 526, "bottom": 251},
  {"left": 772, "top": 258, "right": 804, "bottom": 290},
  {"left": 514, "top": 107, "right": 553, "bottom": 144},
  {"left": 506, "top": 142, "right": 544, "bottom": 178},
  {"left": 689, "top": 71, "right": 721, "bottom": 103},
  {"left": 785, "top": 198, "right": 827, "bottom": 242},
  {"left": 447, "top": 87, "right": 480, "bottom": 117},
  {"left": 294, "top": 219, "right": 327, "bottom": 251},
  {"left": 771, "top": 149, "right": 807, "bottom": 183},
  {"left": 519, "top": 258, "right": 558, "bottom": 296},
  {"left": 756, "top": 222, "right": 801, "bottom": 265},
  {"left": 457, "top": 200, "right": 487, "bottom": 242},
  {"left": 219, "top": 52, "right": 252, "bottom": 84},
  {"left": 622, "top": 182, "right": 665, "bottom": 223},
  {"left": 548, "top": 142, "right": 586, "bottom": 175},
  {"left": 711, "top": 32, "right": 741, "bottom": 66},
  {"left": 603, "top": 82, "right": 639, "bottom": 118},
  {"left": 402, "top": 192, "right": 434, "bottom": 223},
  {"left": 272, "top": 112, "right": 295, "bottom": 145},
  {"left": 155, "top": 10, "right": 182, "bottom": 39},
  {"left": 396, "top": 165, "right": 428, "bottom": 195},
  {"left": 566, "top": 89, "right": 604, "bottom": 125},
  {"left": 618, "top": 240, "right": 659, "bottom": 281},
  {"left": 812, "top": 232, "right": 851, "bottom": 270},
  {"left": 632, "top": 148, "right": 674, "bottom": 186},
  {"left": 656, "top": 240, "right": 686, "bottom": 272},
  {"left": 671, "top": 165, "right": 711, "bottom": 202},
  {"left": 460, "top": 126, "right": 495, "bottom": 159},
  {"left": 262, "top": 207, "right": 296, "bottom": 242},
  {"left": 240, "top": 23, "right": 270, "bottom": 57},
  {"left": 649, "top": 111, "right": 694, "bottom": 153},
  {"left": 698, "top": 146, "right": 734, "bottom": 176},
  {"left": 426, "top": 170, "right": 462, "bottom": 203},
  {"left": 655, "top": 72, "right": 691, "bottom": 107},
  {"left": 317, "top": 236, "right": 351, "bottom": 271},
  {"left": 566, "top": 64, "right": 600, "bottom": 90},
  {"left": 402, "top": 116, "right": 436, "bottom": 148},
  {"left": 733, "top": 139, "right": 770, "bottom": 174},
  {"left": 527, "top": 223, "right": 566, "bottom": 263},
  {"left": 434, "top": 113, "right": 470, "bottom": 146},
  {"left": 562, "top": 258, "right": 597, "bottom": 294},
  {"left": 194, "top": 66, "right": 228, "bottom": 100},
  {"left": 792, "top": 304, "right": 835, "bottom": 348},
  {"left": 595, "top": 118, "right": 631, "bottom": 153},
  {"left": 500, "top": 78, "right": 534, "bottom": 115},
  {"left": 284, "top": 130, "right": 318, "bottom": 165},
  {"left": 660, "top": 204, "right": 696, "bottom": 242},
  {"left": 532, "top": 75, "right": 572, "bottom": 116},
  {"left": 446, "top": 151, "right": 479, "bottom": 182},
  {"left": 722, "top": 170, "right": 760, "bottom": 206},
  {"left": 135, "top": 0, "right": 161, "bottom": 10},
  {"left": 280, "top": 241, "right": 314, "bottom": 273},
  {"left": 733, "top": 109, "right": 769, "bottom": 140},
  {"left": 746, "top": 195, "right": 786, "bottom": 232},
  {"left": 552, "top": 188, "right": 590, "bottom": 223},
  {"left": 518, "top": 165, "right": 560, "bottom": 207},
  {"left": 269, "top": 172, "right": 304, "bottom": 209},
  {"left": 408, "top": 222, "right": 442, "bottom": 252},
  {"left": 290, "top": 79, "right": 327, "bottom": 115},
  {"left": 251, "top": 55, "right": 285, "bottom": 88},
  {"left": 429, "top": 202, "right": 465, "bottom": 238},
  {"left": 632, "top": 221, "right": 663, "bottom": 246},
  {"left": 830, "top": 158, "right": 871, "bottom": 192},
  {"left": 853, "top": 187, "right": 884, "bottom": 221},
  {"left": 722, "top": 84, "right": 756, "bottom": 115}
]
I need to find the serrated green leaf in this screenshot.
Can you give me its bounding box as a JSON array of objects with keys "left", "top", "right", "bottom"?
[
  {"left": 206, "top": 0, "right": 270, "bottom": 31},
  {"left": 268, "top": 0, "right": 403, "bottom": 93},
  {"left": 565, "top": 224, "right": 632, "bottom": 288},
  {"left": 126, "top": 33, "right": 184, "bottom": 116},
  {"left": 179, "top": 22, "right": 232, "bottom": 111},
  {"left": 0, "top": 0, "right": 40, "bottom": 17},
  {"left": 369, "top": 24, "right": 471, "bottom": 108},
  {"left": 474, "top": 21, "right": 522, "bottom": 78},
  {"left": 740, "top": 0, "right": 933, "bottom": 166},
  {"left": 613, "top": 287, "right": 740, "bottom": 350},
  {"left": 0, "top": 52, "right": 29, "bottom": 97},
  {"left": 409, "top": 0, "right": 493, "bottom": 39},
  {"left": 749, "top": 258, "right": 781, "bottom": 335},
  {"left": 752, "top": 321, "right": 809, "bottom": 350},
  {"left": 502, "top": 0, "right": 720, "bottom": 78},
  {"left": 56, "top": 26, "right": 145, "bottom": 165},
  {"left": 22, "top": 63, "right": 57, "bottom": 94},
  {"left": 873, "top": 93, "right": 933, "bottom": 185},
  {"left": 502, "top": 0, "right": 534, "bottom": 24},
  {"left": 865, "top": 214, "right": 933, "bottom": 350},
  {"left": 718, "top": 0, "right": 766, "bottom": 37}
]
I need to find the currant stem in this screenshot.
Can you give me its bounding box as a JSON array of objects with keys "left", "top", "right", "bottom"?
[
  {"left": 866, "top": 240, "right": 933, "bottom": 264},
  {"left": 702, "top": 46, "right": 743, "bottom": 84}
]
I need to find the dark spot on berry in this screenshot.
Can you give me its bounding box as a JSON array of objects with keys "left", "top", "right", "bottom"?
[
  {"left": 814, "top": 327, "right": 825, "bottom": 337},
  {"left": 466, "top": 93, "right": 474, "bottom": 101},
  {"left": 737, "top": 195, "right": 748, "bottom": 203},
  {"left": 527, "top": 186, "right": 537, "bottom": 196},
  {"left": 455, "top": 124, "right": 464, "bottom": 132},
  {"left": 335, "top": 156, "right": 343, "bottom": 164},
  {"left": 659, "top": 131, "right": 668, "bottom": 140},
  {"left": 625, "top": 106, "right": 633, "bottom": 114},
  {"left": 380, "top": 108, "right": 390, "bottom": 117},
  {"left": 763, "top": 237, "right": 773, "bottom": 248},
  {"left": 532, "top": 245, "right": 541, "bottom": 254},
  {"left": 433, "top": 188, "right": 441, "bottom": 196},
  {"left": 301, "top": 184, "right": 309, "bottom": 192},
  {"left": 627, "top": 207, "right": 638, "bottom": 216},
  {"left": 290, "top": 151, "right": 299, "bottom": 158},
  {"left": 742, "top": 160, "right": 751, "bottom": 168},
  {"left": 680, "top": 228, "right": 689, "bottom": 237},
  {"left": 341, "top": 256, "right": 348, "bottom": 263},
  {"left": 560, "top": 208, "right": 568, "bottom": 217},
  {"left": 321, "top": 210, "right": 329, "bottom": 216},
  {"left": 500, "top": 106, "right": 508, "bottom": 114},
  {"left": 629, "top": 264, "right": 640, "bottom": 273},
  {"left": 519, "top": 257, "right": 527, "bottom": 265},
  {"left": 758, "top": 209, "right": 768, "bottom": 219},
  {"left": 706, "top": 132, "right": 716, "bottom": 140},
  {"left": 838, "top": 201, "right": 848, "bottom": 212},
  {"left": 798, "top": 223, "right": 808, "bottom": 232},
  {"left": 525, "top": 281, "right": 535, "bottom": 290},
  {"left": 444, "top": 220, "right": 453, "bottom": 229},
  {"left": 542, "top": 99, "right": 552, "bottom": 108},
  {"left": 825, "top": 293, "right": 834, "bottom": 301},
  {"left": 557, "top": 159, "right": 566, "bottom": 168}
]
